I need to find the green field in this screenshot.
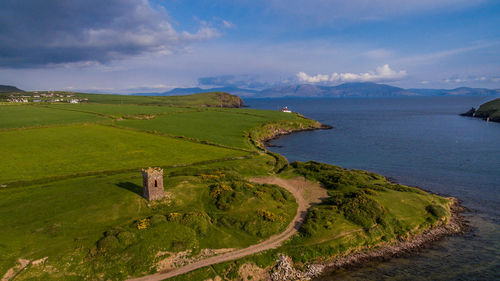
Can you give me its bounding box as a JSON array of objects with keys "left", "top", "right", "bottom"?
[
  {"left": 0, "top": 124, "right": 248, "bottom": 183},
  {"left": 0, "top": 105, "right": 105, "bottom": 129},
  {"left": 117, "top": 108, "right": 301, "bottom": 149},
  {"left": 0, "top": 92, "right": 453, "bottom": 281}
]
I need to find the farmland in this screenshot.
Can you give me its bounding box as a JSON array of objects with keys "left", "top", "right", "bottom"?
[{"left": 0, "top": 92, "right": 454, "bottom": 281}]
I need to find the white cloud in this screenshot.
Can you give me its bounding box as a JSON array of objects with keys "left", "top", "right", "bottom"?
[
  {"left": 0, "top": 0, "right": 222, "bottom": 67},
  {"left": 222, "top": 20, "right": 234, "bottom": 28},
  {"left": 297, "top": 64, "right": 407, "bottom": 83}
]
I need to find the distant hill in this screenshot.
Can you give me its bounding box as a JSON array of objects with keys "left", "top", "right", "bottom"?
[
  {"left": 133, "top": 86, "right": 259, "bottom": 97},
  {"left": 259, "top": 82, "right": 415, "bottom": 98},
  {"left": 409, "top": 87, "right": 500, "bottom": 96},
  {"left": 0, "top": 85, "right": 23, "bottom": 93}
]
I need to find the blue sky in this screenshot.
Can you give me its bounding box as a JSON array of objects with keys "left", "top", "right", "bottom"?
[{"left": 0, "top": 0, "right": 499, "bottom": 93}]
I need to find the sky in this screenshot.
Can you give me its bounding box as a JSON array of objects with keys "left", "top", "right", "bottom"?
[{"left": 0, "top": 0, "right": 499, "bottom": 93}]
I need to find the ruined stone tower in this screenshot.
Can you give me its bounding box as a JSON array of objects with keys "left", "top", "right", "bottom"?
[{"left": 142, "top": 167, "right": 164, "bottom": 201}]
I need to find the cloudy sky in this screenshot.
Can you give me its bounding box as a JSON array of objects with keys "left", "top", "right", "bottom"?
[{"left": 1, "top": 0, "right": 499, "bottom": 93}]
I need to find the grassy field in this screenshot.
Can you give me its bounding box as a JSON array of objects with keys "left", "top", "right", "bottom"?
[
  {"left": 0, "top": 104, "right": 106, "bottom": 129},
  {"left": 45, "top": 103, "right": 197, "bottom": 118},
  {"left": 116, "top": 108, "right": 305, "bottom": 149},
  {"left": 0, "top": 124, "right": 248, "bottom": 183},
  {"left": 0, "top": 92, "right": 453, "bottom": 281}
]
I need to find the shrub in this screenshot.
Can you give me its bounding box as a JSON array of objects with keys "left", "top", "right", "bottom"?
[
  {"left": 136, "top": 218, "right": 150, "bottom": 230},
  {"left": 150, "top": 214, "right": 167, "bottom": 225},
  {"left": 97, "top": 236, "right": 120, "bottom": 252},
  {"left": 326, "top": 191, "right": 385, "bottom": 229},
  {"left": 181, "top": 212, "right": 210, "bottom": 235},
  {"left": 426, "top": 204, "right": 447, "bottom": 219},
  {"left": 116, "top": 231, "right": 136, "bottom": 246},
  {"left": 167, "top": 212, "right": 182, "bottom": 222}
]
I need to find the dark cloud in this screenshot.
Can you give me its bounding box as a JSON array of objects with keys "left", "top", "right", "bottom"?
[
  {"left": 198, "top": 75, "right": 273, "bottom": 89},
  {"left": 0, "top": 0, "right": 220, "bottom": 67}
]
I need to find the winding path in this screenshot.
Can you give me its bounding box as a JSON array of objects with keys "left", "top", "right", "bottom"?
[{"left": 127, "top": 177, "right": 323, "bottom": 281}]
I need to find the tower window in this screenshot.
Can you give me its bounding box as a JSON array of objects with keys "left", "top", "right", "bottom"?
[{"left": 154, "top": 180, "right": 158, "bottom": 187}]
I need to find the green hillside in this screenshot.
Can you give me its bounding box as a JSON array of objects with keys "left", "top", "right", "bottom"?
[
  {"left": 0, "top": 85, "right": 23, "bottom": 93},
  {"left": 474, "top": 97, "right": 500, "bottom": 122},
  {"left": 0, "top": 92, "right": 454, "bottom": 281}
]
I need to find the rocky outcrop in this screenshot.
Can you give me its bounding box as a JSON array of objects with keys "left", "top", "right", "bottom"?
[
  {"left": 270, "top": 254, "right": 324, "bottom": 281},
  {"left": 459, "top": 107, "right": 476, "bottom": 117},
  {"left": 249, "top": 120, "right": 332, "bottom": 151}
]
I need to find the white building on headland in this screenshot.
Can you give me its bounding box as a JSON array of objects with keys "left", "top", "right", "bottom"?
[{"left": 280, "top": 106, "right": 292, "bottom": 113}]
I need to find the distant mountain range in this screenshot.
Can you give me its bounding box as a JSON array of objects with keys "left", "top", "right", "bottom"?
[
  {"left": 133, "top": 86, "right": 259, "bottom": 97},
  {"left": 2, "top": 83, "right": 499, "bottom": 98},
  {"left": 132, "top": 82, "right": 500, "bottom": 98}
]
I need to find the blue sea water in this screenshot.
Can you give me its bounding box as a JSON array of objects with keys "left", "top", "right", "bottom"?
[{"left": 246, "top": 96, "right": 500, "bottom": 281}]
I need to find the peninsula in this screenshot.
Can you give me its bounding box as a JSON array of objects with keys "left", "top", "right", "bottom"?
[
  {"left": 461, "top": 97, "right": 500, "bottom": 122},
  {"left": 0, "top": 91, "right": 465, "bottom": 281}
]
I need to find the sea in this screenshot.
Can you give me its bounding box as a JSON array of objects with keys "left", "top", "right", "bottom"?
[{"left": 245, "top": 96, "right": 500, "bottom": 281}]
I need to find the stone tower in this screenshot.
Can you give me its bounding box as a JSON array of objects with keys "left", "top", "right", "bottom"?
[{"left": 142, "top": 167, "right": 164, "bottom": 201}]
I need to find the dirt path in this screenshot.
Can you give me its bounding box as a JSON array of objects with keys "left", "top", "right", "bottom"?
[{"left": 127, "top": 177, "right": 326, "bottom": 281}]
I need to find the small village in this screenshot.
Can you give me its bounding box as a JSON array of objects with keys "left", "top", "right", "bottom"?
[{"left": 5, "top": 91, "right": 87, "bottom": 104}]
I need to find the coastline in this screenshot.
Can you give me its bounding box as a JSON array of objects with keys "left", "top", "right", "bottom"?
[
  {"left": 261, "top": 123, "right": 469, "bottom": 281},
  {"left": 268, "top": 198, "right": 469, "bottom": 281},
  {"left": 315, "top": 199, "right": 468, "bottom": 278},
  {"left": 256, "top": 120, "right": 332, "bottom": 151}
]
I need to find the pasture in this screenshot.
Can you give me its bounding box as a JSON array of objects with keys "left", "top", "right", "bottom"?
[{"left": 0, "top": 92, "right": 453, "bottom": 281}]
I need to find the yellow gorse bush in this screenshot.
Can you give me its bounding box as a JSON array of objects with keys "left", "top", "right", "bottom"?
[
  {"left": 136, "top": 218, "right": 150, "bottom": 230},
  {"left": 167, "top": 212, "right": 182, "bottom": 221},
  {"left": 200, "top": 172, "right": 225, "bottom": 182},
  {"left": 209, "top": 183, "right": 233, "bottom": 199},
  {"left": 257, "top": 209, "right": 286, "bottom": 222}
]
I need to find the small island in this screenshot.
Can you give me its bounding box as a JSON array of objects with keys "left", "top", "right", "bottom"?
[{"left": 0, "top": 91, "right": 465, "bottom": 281}]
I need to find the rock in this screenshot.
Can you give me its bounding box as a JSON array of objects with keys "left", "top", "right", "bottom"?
[
  {"left": 459, "top": 107, "right": 476, "bottom": 117},
  {"left": 270, "top": 254, "right": 324, "bottom": 281}
]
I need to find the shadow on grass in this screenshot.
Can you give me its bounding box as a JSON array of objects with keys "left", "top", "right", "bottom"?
[{"left": 116, "top": 182, "right": 142, "bottom": 196}]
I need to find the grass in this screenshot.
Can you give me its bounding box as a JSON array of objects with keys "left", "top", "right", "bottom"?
[
  {"left": 178, "top": 161, "right": 453, "bottom": 280},
  {"left": 0, "top": 92, "right": 455, "bottom": 280},
  {"left": 0, "top": 167, "right": 297, "bottom": 280},
  {"left": 0, "top": 124, "right": 248, "bottom": 183},
  {"left": 0, "top": 104, "right": 105, "bottom": 129},
  {"left": 116, "top": 108, "right": 305, "bottom": 149},
  {"left": 74, "top": 92, "right": 243, "bottom": 107},
  {"left": 44, "top": 103, "right": 196, "bottom": 118}
]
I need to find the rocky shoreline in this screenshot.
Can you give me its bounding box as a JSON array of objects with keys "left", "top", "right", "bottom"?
[
  {"left": 269, "top": 199, "right": 469, "bottom": 281},
  {"left": 261, "top": 123, "right": 333, "bottom": 149}
]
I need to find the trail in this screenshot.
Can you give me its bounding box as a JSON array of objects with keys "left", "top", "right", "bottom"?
[{"left": 127, "top": 177, "right": 326, "bottom": 281}]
